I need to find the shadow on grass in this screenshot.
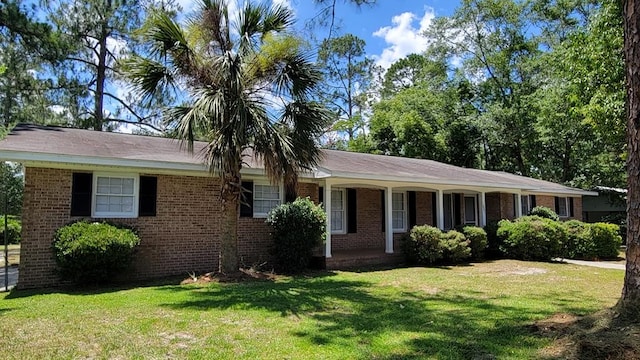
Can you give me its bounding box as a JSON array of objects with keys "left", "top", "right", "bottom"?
[{"left": 156, "top": 273, "right": 595, "bottom": 359}]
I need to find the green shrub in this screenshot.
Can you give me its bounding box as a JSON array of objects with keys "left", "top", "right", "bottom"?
[
  {"left": 463, "top": 226, "right": 488, "bottom": 260},
  {"left": 528, "top": 206, "right": 560, "bottom": 221},
  {"left": 0, "top": 215, "right": 21, "bottom": 244},
  {"left": 563, "top": 220, "right": 591, "bottom": 259},
  {"left": 441, "top": 230, "right": 471, "bottom": 264},
  {"left": 53, "top": 221, "right": 140, "bottom": 284},
  {"left": 497, "top": 216, "right": 566, "bottom": 261},
  {"left": 590, "top": 222, "right": 622, "bottom": 259},
  {"left": 484, "top": 220, "right": 504, "bottom": 259},
  {"left": 266, "top": 197, "right": 326, "bottom": 273},
  {"left": 402, "top": 225, "right": 443, "bottom": 265}
]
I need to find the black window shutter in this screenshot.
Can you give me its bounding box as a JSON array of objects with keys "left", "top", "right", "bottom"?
[
  {"left": 531, "top": 195, "right": 537, "bottom": 208},
  {"left": 569, "top": 197, "right": 574, "bottom": 217},
  {"left": 240, "top": 181, "right": 253, "bottom": 217},
  {"left": 431, "top": 192, "right": 437, "bottom": 226},
  {"left": 71, "top": 173, "right": 92, "bottom": 216},
  {"left": 138, "top": 176, "right": 157, "bottom": 217},
  {"left": 408, "top": 191, "right": 417, "bottom": 229},
  {"left": 347, "top": 188, "right": 357, "bottom": 233},
  {"left": 554, "top": 197, "right": 560, "bottom": 213},
  {"left": 381, "top": 190, "right": 386, "bottom": 232},
  {"left": 454, "top": 193, "right": 462, "bottom": 226},
  {"left": 318, "top": 186, "right": 324, "bottom": 205}
]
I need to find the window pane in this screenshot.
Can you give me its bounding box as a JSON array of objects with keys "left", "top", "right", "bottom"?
[
  {"left": 331, "top": 190, "right": 344, "bottom": 209},
  {"left": 392, "top": 193, "right": 404, "bottom": 210},
  {"left": 465, "top": 197, "right": 476, "bottom": 223},
  {"left": 122, "top": 179, "right": 134, "bottom": 194},
  {"left": 521, "top": 195, "right": 529, "bottom": 215},
  {"left": 331, "top": 210, "right": 343, "bottom": 231},
  {"left": 253, "top": 185, "right": 281, "bottom": 214},
  {"left": 558, "top": 198, "right": 568, "bottom": 216},
  {"left": 392, "top": 211, "right": 404, "bottom": 229}
]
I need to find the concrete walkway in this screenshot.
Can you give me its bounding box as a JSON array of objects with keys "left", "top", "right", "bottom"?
[
  {"left": 555, "top": 258, "right": 626, "bottom": 270},
  {"left": 0, "top": 265, "right": 18, "bottom": 291}
]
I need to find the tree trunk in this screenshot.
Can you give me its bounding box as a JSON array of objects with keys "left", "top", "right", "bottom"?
[
  {"left": 219, "top": 172, "right": 240, "bottom": 273},
  {"left": 93, "top": 24, "right": 109, "bottom": 131},
  {"left": 620, "top": 0, "right": 640, "bottom": 317}
]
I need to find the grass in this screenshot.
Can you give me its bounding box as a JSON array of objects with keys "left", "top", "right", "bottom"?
[{"left": 0, "top": 260, "right": 624, "bottom": 359}]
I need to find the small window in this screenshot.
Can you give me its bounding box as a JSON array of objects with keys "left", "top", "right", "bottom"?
[
  {"left": 464, "top": 196, "right": 477, "bottom": 225},
  {"left": 521, "top": 195, "right": 530, "bottom": 215},
  {"left": 93, "top": 174, "right": 138, "bottom": 218},
  {"left": 331, "top": 189, "right": 346, "bottom": 233},
  {"left": 253, "top": 183, "right": 281, "bottom": 217},
  {"left": 392, "top": 192, "right": 406, "bottom": 232},
  {"left": 557, "top": 197, "right": 570, "bottom": 217}
]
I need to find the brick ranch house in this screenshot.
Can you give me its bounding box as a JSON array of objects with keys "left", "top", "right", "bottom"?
[{"left": 0, "top": 124, "right": 595, "bottom": 288}]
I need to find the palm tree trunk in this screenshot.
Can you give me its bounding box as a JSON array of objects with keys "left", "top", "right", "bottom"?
[
  {"left": 219, "top": 172, "right": 240, "bottom": 273},
  {"left": 620, "top": 0, "right": 640, "bottom": 316}
]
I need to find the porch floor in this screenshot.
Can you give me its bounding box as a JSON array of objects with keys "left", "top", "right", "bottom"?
[{"left": 325, "top": 248, "right": 404, "bottom": 270}]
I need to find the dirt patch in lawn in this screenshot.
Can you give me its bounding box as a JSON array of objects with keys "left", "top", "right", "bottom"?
[
  {"left": 470, "top": 260, "right": 549, "bottom": 276},
  {"left": 534, "top": 309, "right": 640, "bottom": 360},
  {"left": 180, "top": 268, "right": 283, "bottom": 284}
]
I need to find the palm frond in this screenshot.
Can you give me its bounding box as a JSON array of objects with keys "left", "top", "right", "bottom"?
[{"left": 120, "top": 55, "right": 175, "bottom": 106}]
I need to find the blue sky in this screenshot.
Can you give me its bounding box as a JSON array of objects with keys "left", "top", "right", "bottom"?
[{"left": 178, "top": 0, "right": 460, "bottom": 69}]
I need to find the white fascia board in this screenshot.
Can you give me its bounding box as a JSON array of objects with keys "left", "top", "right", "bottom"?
[
  {"left": 325, "top": 170, "right": 536, "bottom": 191},
  {"left": 528, "top": 189, "right": 598, "bottom": 196}
]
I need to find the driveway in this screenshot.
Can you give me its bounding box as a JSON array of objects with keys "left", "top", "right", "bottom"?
[
  {"left": 555, "top": 258, "right": 625, "bottom": 270},
  {"left": 0, "top": 265, "right": 18, "bottom": 291}
]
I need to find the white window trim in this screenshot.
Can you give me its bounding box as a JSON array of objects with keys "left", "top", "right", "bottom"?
[
  {"left": 392, "top": 191, "right": 407, "bottom": 233},
  {"left": 557, "top": 197, "right": 571, "bottom": 218},
  {"left": 331, "top": 188, "right": 347, "bottom": 235},
  {"left": 464, "top": 195, "right": 478, "bottom": 225},
  {"left": 92, "top": 172, "right": 139, "bottom": 218},
  {"left": 252, "top": 182, "right": 283, "bottom": 218}
]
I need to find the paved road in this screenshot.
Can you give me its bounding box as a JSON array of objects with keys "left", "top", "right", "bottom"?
[
  {"left": 0, "top": 265, "right": 18, "bottom": 291},
  {"left": 555, "top": 258, "right": 625, "bottom": 270}
]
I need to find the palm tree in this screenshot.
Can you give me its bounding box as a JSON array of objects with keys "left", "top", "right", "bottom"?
[{"left": 124, "top": 0, "right": 330, "bottom": 273}]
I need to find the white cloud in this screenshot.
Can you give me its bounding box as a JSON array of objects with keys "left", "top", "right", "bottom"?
[{"left": 372, "top": 8, "right": 435, "bottom": 69}]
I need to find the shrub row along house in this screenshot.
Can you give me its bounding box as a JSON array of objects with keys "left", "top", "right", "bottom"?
[{"left": 0, "top": 124, "right": 595, "bottom": 288}]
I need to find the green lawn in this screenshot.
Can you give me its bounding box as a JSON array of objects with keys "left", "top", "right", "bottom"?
[{"left": 0, "top": 260, "right": 623, "bottom": 359}]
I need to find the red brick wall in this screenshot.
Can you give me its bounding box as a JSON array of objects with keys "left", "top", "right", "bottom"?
[
  {"left": 236, "top": 181, "right": 319, "bottom": 267},
  {"left": 332, "top": 188, "right": 385, "bottom": 250},
  {"left": 499, "top": 193, "right": 516, "bottom": 220},
  {"left": 416, "top": 191, "right": 434, "bottom": 226},
  {"left": 20, "top": 167, "right": 222, "bottom": 289},
  {"left": 533, "top": 195, "right": 583, "bottom": 221}
]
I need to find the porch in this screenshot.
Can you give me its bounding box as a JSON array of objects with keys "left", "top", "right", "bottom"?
[{"left": 325, "top": 248, "right": 405, "bottom": 270}]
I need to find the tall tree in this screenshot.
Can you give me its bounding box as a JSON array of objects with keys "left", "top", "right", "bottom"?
[
  {"left": 45, "top": 0, "right": 174, "bottom": 131},
  {"left": 621, "top": 0, "right": 640, "bottom": 316},
  {"left": 124, "top": 1, "right": 330, "bottom": 273},
  {"left": 0, "top": 1, "right": 68, "bottom": 128},
  {"left": 317, "top": 34, "right": 376, "bottom": 144}
]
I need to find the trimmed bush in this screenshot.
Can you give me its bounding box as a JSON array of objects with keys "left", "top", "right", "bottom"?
[
  {"left": 562, "top": 221, "right": 622, "bottom": 260},
  {"left": 53, "top": 221, "right": 140, "bottom": 284},
  {"left": 402, "top": 225, "right": 443, "bottom": 265},
  {"left": 497, "top": 216, "right": 567, "bottom": 261},
  {"left": 463, "top": 226, "right": 488, "bottom": 260},
  {"left": 563, "top": 220, "right": 591, "bottom": 259},
  {"left": 266, "top": 197, "right": 326, "bottom": 273},
  {"left": 484, "top": 220, "right": 503, "bottom": 259},
  {"left": 528, "top": 206, "right": 560, "bottom": 221},
  {"left": 0, "top": 215, "right": 21, "bottom": 244},
  {"left": 590, "top": 222, "right": 622, "bottom": 259},
  {"left": 441, "top": 230, "right": 471, "bottom": 264}
]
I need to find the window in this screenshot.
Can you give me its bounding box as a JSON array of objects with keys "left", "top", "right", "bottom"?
[
  {"left": 93, "top": 174, "right": 138, "bottom": 218},
  {"left": 331, "top": 189, "right": 346, "bottom": 233},
  {"left": 557, "top": 197, "right": 570, "bottom": 217},
  {"left": 464, "top": 195, "right": 477, "bottom": 225},
  {"left": 521, "top": 195, "right": 530, "bottom": 215},
  {"left": 253, "top": 183, "right": 281, "bottom": 217},
  {"left": 392, "top": 192, "right": 406, "bottom": 232}
]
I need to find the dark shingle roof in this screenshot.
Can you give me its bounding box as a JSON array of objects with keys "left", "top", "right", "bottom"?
[{"left": 0, "top": 124, "right": 591, "bottom": 195}]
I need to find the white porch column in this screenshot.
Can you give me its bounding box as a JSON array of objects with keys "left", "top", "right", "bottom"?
[
  {"left": 436, "top": 190, "right": 444, "bottom": 230},
  {"left": 385, "top": 186, "right": 394, "bottom": 254},
  {"left": 324, "top": 181, "right": 332, "bottom": 258},
  {"left": 479, "top": 192, "right": 487, "bottom": 227},
  {"left": 515, "top": 193, "right": 523, "bottom": 218}
]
